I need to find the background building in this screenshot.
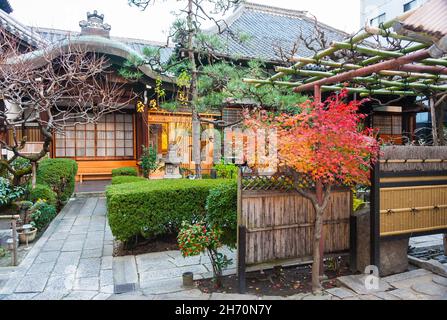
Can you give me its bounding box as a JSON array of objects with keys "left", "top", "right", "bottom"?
[{"left": 360, "top": 0, "right": 427, "bottom": 27}]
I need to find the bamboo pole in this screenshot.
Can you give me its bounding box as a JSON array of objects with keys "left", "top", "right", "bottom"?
[
  {"left": 381, "top": 204, "right": 447, "bottom": 214},
  {"left": 267, "top": 18, "right": 401, "bottom": 83}
]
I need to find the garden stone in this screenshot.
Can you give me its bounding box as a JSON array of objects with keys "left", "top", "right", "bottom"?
[
  {"left": 45, "top": 275, "right": 75, "bottom": 291},
  {"left": 382, "top": 268, "right": 431, "bottom": 284},
  {"left": 26, "top": 261, "right": 55, "bottom": 275},
  {"left": 432, "top": 275, "right": 447, "bottom": 287},
  {"left": 63, "top": 290, "right": 98, "bottom": 300},
  {"left": 32, "top": 290, "right": 69, "bottom": 300},
  {"left": 389, "top": 288, "right": 421, "bottom": 300},
  {"left": 108, "top": 292, "right": 152, "bottom": 300},
  {"left": 336, "top": 274, "right": 392, "bottom": 294},
  {"left": 76, "top": 258, "right": 101, "bottom": 278},
  {"left": 102, "top": 244, "right": 113, "bottom": 256},
  {"left": 82, "top": 248, "right": 103, "bottom": 259},
  {"left": 113, "top": 256, "right": 138, "bottom": 288},
  {"left": 152, "top": 289, "right": 210, "bottom": 300},
  {"left": 411, "top": 282, "right": 447, "bottom": 296},
  {"left": 34, "top": 251, "right": 60, "bottom": 264},
  {"left": 73, "top": 277, "right": 99, "bottom": 291},
  {"left": 100, "top": 269, "right": 114, "bottom": 287},
  {"left": 61, "top": 240, "right": 85, "bottom": 252},
  {"left": 92, "top": 293, "right": 112, "bottom": 300},
  {"left": 2, "top": 293, "right": 39, "bottom": 300},
  {"left": 42, "top": 240, "right": 64, "bottom": 252},
  {"left": 139, "top": 264, "right": 208, "bottom": 282},
  {"left": 101, "top": 256, "right": 113, "bottom": 270},
  {"left": 210, "top": 293, "right": 260, "bottom": 300},
  {"left": 325, "top": 287, "right": 356, "bottom": 299},
  {"left": 302, "top": 293, "right": 332, "bottom": 300},
  {"left": 15, "top": 275, "right": 48, "bottom": 293},
  {"left": 140, "top": 277, "right": 184, "bottom": 294}
]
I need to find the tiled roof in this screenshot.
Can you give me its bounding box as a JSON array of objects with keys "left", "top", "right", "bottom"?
[
  {"left": 400, "top": 0, "right": 447, "bottom": 41},
  {"left": 212, "top": 2, "right": 348, "bottom": 62},
  {"left": 30, "top": 27, "right": 174, "bottom": 65},
  {"left": 0, "top": 9, "right": 47, "bottom": 47},
  {"left": 0, "top": 0, "right": 12, "bottom": 14}
]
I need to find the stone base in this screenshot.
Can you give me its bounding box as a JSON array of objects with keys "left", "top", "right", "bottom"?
[
  {"left": 354, "top": 208, "right": 409, "bottom": 277},
  {"left": 163, "top": 174, "right": 182, "bottom": 179}
]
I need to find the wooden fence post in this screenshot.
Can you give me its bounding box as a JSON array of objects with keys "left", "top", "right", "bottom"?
[
  {"left": 370, "top": 161, "right": 380, "bottom": 269},
  {"left": 349, "top": 191, "right": 358, "bottom": 272},
  {"left": 238, "top": 225, "right": 246, "bottom": 294},
  {"left": 237, "top": 167, "right": 246, "bottom": 294}
]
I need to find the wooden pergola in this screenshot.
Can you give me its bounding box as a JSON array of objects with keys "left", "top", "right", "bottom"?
[{"left": 244, "top": 16, "right": 447, "bottom": 104}]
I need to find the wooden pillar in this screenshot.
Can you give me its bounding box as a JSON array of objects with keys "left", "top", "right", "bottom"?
[
  {"left": 430, "top": 97, "right": 439, "bottom": 146},
  {"left": 370, "top": 161, "right": 380, "bottom": 269},
  {"left": 237, "top": 168, "right": 246, "bottom": 294},
  {"left": 136, "top": 108, "right": 149, "bottom": 160}
]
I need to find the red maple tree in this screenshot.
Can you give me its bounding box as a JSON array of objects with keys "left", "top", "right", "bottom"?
[{"left": 245, "top": 90, "right": 380, "bottom": 293}]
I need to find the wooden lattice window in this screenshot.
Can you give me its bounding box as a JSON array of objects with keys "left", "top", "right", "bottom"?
[
  {"left": 55, "top": 113, "right": 134, "bottom": 159},
  {"left": 373, "top": 114, "right": 402, "bottom": 135}
]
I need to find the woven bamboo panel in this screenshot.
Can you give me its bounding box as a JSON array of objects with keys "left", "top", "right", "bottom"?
[
  {"left": 380, "top": 185, "right": 447, "bottom": 236},
  {"left": 241, "top": 189, "right": 351, "bottom": 265}
]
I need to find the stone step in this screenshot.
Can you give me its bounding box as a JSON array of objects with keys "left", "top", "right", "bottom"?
[
  {"left": 74, "top": 192, "right": 106, "bottom": 199},
  {"left": 113, "top": 256, "right": 139, "bottom": 294}
]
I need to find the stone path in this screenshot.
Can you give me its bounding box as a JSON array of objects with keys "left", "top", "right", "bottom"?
[
  {"left": 0, "top": 197, "right": 114, "bottom": 300},
  {"left": 0, "top": 196, "right": 445, "bottom": 300}
]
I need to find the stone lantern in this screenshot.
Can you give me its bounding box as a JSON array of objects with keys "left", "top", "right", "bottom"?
[{"left": 164, "top": 144, "right": 182, "bottom": 179}]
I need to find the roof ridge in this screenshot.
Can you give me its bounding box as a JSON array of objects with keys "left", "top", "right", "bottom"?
[
  {"left": 29, "top": 26, "right": 173, "bottom": 48},
  {"left": 0, "top": 10, "right": 47, "bottom": 46},
  {"left": 242, "top": 2, "right": 307, "bottom": 18}
]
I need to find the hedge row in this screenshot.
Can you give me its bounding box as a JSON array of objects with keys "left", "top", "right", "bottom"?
[
  {"left": 112, "top": 167, "right": 138, "bottom": 177},
  {"left": 36, "top": 158, "right": 78, "bottom": 208},
  {"left": 111, "top": 176, "right": 147, "bottom": 185},
  {"left": 106, "top": 179, "right": 233, "bottom": 241}
]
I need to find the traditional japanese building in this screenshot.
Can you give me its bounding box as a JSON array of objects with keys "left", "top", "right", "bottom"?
[{"left": 1, "top": 2, "right": 429, "bottom": 182}]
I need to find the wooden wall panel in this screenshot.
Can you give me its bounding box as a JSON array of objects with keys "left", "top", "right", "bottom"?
[{"left": 241, "top": 190, "right": 351, "bottom": 266}]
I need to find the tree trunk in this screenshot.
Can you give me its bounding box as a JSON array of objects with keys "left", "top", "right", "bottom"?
[
  {"left": 187, "top": 0, "right": 202, "bottom": 179},
  {"left": 436, "top": 100, "right": 445, "bottom": 146},
  {"left": 312, "top": 205, "right": 325, "bottom": 293},
  {"left": 430, "top": 97, "right": 439, "bottom": 146},
  {"left": 311, "top": 180, "right": 330, "bottom": 294},
  {"left": 31, "top": 161, "right": 37, "bottom": 189}
]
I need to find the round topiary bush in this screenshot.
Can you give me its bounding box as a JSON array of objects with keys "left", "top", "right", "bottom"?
[{"left": 28, "top": 184, "right": 57, "bottom": 207}]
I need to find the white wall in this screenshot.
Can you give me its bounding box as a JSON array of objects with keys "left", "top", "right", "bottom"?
[{"left": 360, "top": 0, "right": 427, "bottom": 27}]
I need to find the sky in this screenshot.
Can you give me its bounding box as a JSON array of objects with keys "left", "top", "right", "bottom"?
[{"left": 9, "top": 0, "right": 361, "bottom": 41}]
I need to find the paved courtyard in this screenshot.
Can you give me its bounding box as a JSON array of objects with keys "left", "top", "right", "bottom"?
[{"left": 0, "top": 196, "right": 445, "bottom": 300}]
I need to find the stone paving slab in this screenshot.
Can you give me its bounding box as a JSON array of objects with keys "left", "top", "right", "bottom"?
[{"left": 0, "top": 197, "right": 114, "bottom": 300}]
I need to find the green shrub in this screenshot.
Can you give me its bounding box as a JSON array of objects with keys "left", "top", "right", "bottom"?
[
  {"left": 0, "top": 177, "right": 25, "bottom": 207},
  {"left": 28, "top": 184, "right": 57, "bottom": 207},
  {"left": 30, "top": 200, "right": 57, "bottom": 231},
  {"left": 112, "top": 176, "right": 147, "bottom": 185},
  {"left": 213, "top": 160, "right": 238, "bottom": 179},
  {"left": 107, "top": 179, "right": 232, "bottom": 242},
  {"left": 36, "top": 158, "right": 78, "bottom": 206},
  {"left": 112, "top": 167, "right": 138, "bottom": 177},
  {"left": 140, "top": 146, "right": 158, "bottom": 178},
  {"left": 206, "top": 181, "right": 237, "bottom": 247}
]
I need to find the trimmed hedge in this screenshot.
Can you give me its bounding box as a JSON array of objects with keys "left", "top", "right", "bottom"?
[
  {"left": 36, "top": 158, "right": 78, "bottom": 207},
  {"left": 112, "top": 176, "right": 147, "bottom": 185},
  {"left": 107, "top": 179, "right": 232, "bottom": 241},
  {"left": 28, "top": 184, "right": 57, "bottom": 207},
  {"left": 30, "top": 201, "right": 57, "bottom": 231},
  {"left": 112, "top": 167, "right": 138, "bottom": 177},
  {"left": 206, "top": 181, "right": 237, "bottom": 247}
]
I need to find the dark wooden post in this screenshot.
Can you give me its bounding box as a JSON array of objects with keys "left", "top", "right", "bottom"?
[
  {"left": 349, "top": 191, "right": 358, "bottom": 272},
  {"left": 237, "top": 167, "right": 246, "bottom": 294},
  {"left": 370, "top": 160, "right": 380, "bottom": 269},
  {"left": 237, "top": 225, "right": 246, "bottom": 294}
]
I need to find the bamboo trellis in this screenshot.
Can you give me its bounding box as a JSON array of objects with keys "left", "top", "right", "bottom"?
[{"left": 243, "top": 15, "right": 447, "bottom": 97}]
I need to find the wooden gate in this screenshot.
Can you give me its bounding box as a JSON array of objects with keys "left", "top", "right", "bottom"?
[
  {"left": 370, "top": 146, "right": 447, "bottom": 265},
  {"left": 237, "top": 170, "right": 353, "bottom": 292}
]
